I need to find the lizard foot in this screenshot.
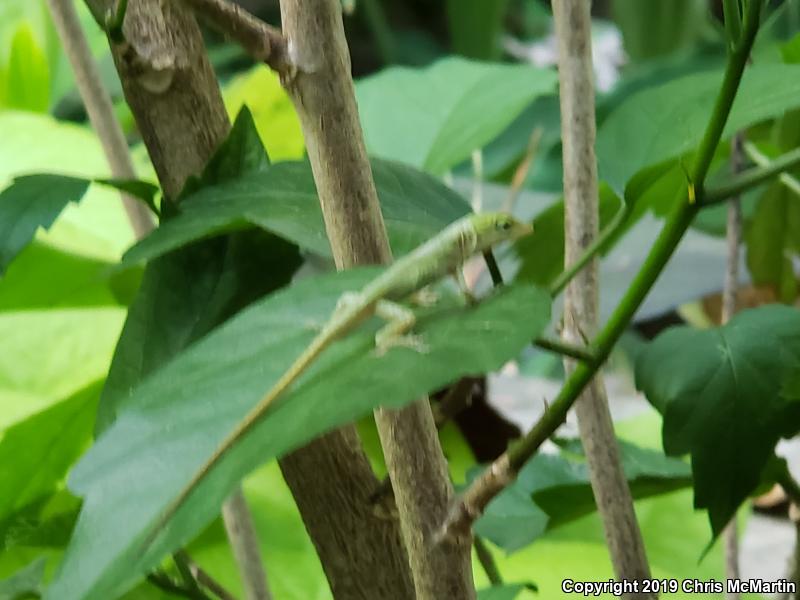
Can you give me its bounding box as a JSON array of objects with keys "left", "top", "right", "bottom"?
[{"left": 374, "top": 333, "right": 429, "bottom": 357}]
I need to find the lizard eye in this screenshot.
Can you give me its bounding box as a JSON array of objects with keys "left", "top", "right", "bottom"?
[{"left": 497, "top": 219, "right": 512, "bottom": 230}]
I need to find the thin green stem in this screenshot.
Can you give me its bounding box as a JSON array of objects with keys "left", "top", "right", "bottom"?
[
  {"left": 474, "top": 535, "right": 503, "bottom": 586},
  {"left": 722, "top": 0, "right": 743, "bottom": 50},
  {"left": 549, "top": 202, "right": 632, "bottom": 296},
  {"left": 745, "top": 141, "right": 800, "bottom": 195},
  {"left": 703, "top": 145, "right": 800, "bottom": 205},
  {"left": 534, "top": 336, "right": 597, "bottom": 363},
  {"left": 505, "top": 0, "right": 763, "bottom": 472}
]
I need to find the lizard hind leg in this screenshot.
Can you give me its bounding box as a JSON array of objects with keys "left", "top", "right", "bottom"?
[{"left": 373, "top": 300, "right": 428, "bottom": 356}]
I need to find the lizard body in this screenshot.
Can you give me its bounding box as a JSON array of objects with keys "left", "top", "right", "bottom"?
[{"left": 147, "top": 212, "right": 532, "bottom": 543}]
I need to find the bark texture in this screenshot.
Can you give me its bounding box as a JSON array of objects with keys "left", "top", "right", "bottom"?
[
  {"left": 87, "top": 2, "right": 414, "bottom": 598},
  {"left": 47, "top": 0, "right": 153, "bottom": 237},
  {"left": 279, "top": 1, "right": 475, "bottom": 597},
  {"left": 553, "top": 1, "right": 654, "bottom": 597}
]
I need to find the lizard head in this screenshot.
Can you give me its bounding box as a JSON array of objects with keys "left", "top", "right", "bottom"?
[{"left": 470, "top": 212, "right": 533, "bottom": 250}]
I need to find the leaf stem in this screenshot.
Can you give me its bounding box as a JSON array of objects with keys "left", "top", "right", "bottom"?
[
  {"left": 440, "top": 0, "right": 764, "bottom": 541},
  {"left": 548, "top": 201, "right": 632, "bottom": 296},
  {"left": 473, "top": 535, "right": 503, "bottom": 586},
  {"left": 534, "top": 336, "right": 597, "bottom": 363},
  {"left": 744, "top": 141, "right": 800, "bottom": 196},
  {"left": 703, "top": 146, "right": 800, "bottom": 205}
]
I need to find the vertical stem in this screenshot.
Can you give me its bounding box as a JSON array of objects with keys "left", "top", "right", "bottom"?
[
  {"left": 46, "top": 0, "right": 153, "bottom": 238},
  {"left": 442, "top": 0, "right": 763, "bottom": 540},
  {"left": 722, "top": 134, "right": 744, "bottom": 599},
  {"left": 221, "top": 489, "right": 273, "bottom": 600},
  {"left": 279, "top": 1, "right": 475, "bottom": 598},
  {"left": 553, "top": 2, "right": 653, "bottom": 596}
]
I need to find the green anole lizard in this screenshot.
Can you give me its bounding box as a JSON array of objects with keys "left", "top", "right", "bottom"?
[{"left": 147, "top": 211, "right": 532, "bottom": 542}]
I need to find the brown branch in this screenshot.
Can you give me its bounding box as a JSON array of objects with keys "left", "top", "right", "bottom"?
[
  {"left": 46, "top": 0, "right": 153, "bottom": 238},
  {"left": 178, "top": 0, "right": 291, "bottom": 74},
  {"left": 723, "top": 133, "right": 744, "bottom": 599},
  {"left": 221, "top": 489, "right": 272, "bottom": 600},
  {"left": 279, "top": 1, "right": 475, "bottom": 598},
  {"left": 553, "top": 1, "right": 654, "bottom": 595}
]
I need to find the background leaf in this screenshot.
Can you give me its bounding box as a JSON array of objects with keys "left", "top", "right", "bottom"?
[
  {"left": 50, "top": 273, "right": 550, "bottom": 600},
  {"left": 356, "top": 57, "right": 557, "bottom": 175},
  {"left": 0, "top": 175, "right": 89, "bottom": 274},
  {"left": 635, "top": 305, "right": 800, "bottom": 535},
  {"left": 745, "top": 181, "right": 800, "bottom": 302},
  {"left": 0, "top": 557, "right": 46, "bottom": 600},
  {"left": 0, "top": 381, "right": 100, "bottom": 523},
  {"left": 597, "top": 64, "right": 800, "bottom": 198},
  {"left": 475, "top": 440, "right": 691, "bottom": 552},
  {"left": 5, "top": 25, "right": 48, "bottom": 113}
]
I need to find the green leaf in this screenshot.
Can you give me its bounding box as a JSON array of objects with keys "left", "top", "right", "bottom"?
[
  {"left": 5, "top": 24, "right": 49, "bottom": 113},
  {"left": 178, "top": 107, "right": 269, "bottom": 200},
  {"left": 745, "top": 181, "right": 800, "bottom": 303},
  {"left": 51, "top": 274, "right": 550, "bottom": 600},
  {"left": 97, "top": 231, "right": 301, "bottom": 432},
  {"left": 123, "top": 158, "right": 472, "bottom": 264},
  {"left": 0, "top": 112, "right": 136, "bottom": 262},
  {"left": 222, "top": 66, "right": 305, "bottom": 161},
  {"left": 356, "top": 57, "right": 558, "bottom": 175},
  {"left": 611, "top": 0, "right": 707, "bottom": 62},
  {"left": 1, "top": 490, "right": 81, "bottom": 552},
  {"left": 0, "top": 243, "right": 137, "bottom": 311},
  {"left": 445, "top": 0, "right": 510, "bottom": 60},
  {"left": 0, "top": 175, "right": 90, "bottom": 274},
  {"left": 96, "top": 179, "right": 160, "bottom": 217},
  {"left": 476, "top": 583, "right": 526, "bottom": 600},
  {"left": 597, "top": 64, "right": 800, "bottom": 199},
  {"left": 97, "top": 110, "right": 301, "bottom": 432},
  {"left": 0, "top": 557, "right": 46, "bottom": 600},
  {"left": 0, "top": 381, "right": 100, "bottom": 522},
  {"left": 0, "top": 308, "right": 124, "bottom": 429},
  {"left": 635, "top": 305, "right": 800, "bottom": 536},
  {"left": 475, "top": 439, "right": 691, "bottom": 552}
]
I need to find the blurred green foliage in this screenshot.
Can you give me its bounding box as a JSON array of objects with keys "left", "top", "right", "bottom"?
[{"left": 0, "top": 0, "right": 798, "bottom": 598}]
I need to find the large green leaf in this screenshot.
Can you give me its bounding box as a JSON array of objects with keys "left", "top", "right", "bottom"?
[
  {"left": 123, "top": 158, "right": 472, "bottom": 265},
  {"left": 635, "top": 305, "right": 800, "bottom": 535},
  {"left": 474, "top": 439, "right": 691, "bottom": 552},
  {"left": 50, "top": 272, "right": 550, "bottom": 600},
  {"left": 745, "top": 181, "right": 800, "bottom": 303},
  {"left": 597, "top": 64, "right": 800, "bottom": 198},
  {"left": 356, "top": 57, "right": 558, "bottom": 175},
  {"left": 97, "top": 231, "right": 301, "bottom": 432},
  {"left": 97, "top": 108, "right": 302, "bottom": 432},
  {"left": 0, "top": 308, "right": 124, "bottom": 428},
  {"left": 0, "top": 175, "right": 89, "bottom": 274},
  {"left": 0, "top": 381, "right": 100, "bottom": 522}
]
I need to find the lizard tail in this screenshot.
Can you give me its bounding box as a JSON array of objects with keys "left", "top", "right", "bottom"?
[{"left": 141, "top": 331, "right": 334, "bottom": 553}]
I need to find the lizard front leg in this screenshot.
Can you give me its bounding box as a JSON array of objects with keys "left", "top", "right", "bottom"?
[{"left": 374, "top": 300, "right": 428, "bottom": 355}]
